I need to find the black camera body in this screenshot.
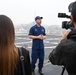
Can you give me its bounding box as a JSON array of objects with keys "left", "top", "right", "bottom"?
[{"left": 58, "top": 13, "right": 74, "bottom": 30}]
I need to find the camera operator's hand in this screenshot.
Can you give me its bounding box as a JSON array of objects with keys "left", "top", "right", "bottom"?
[{"left": 61, "top": 31, "right": 70, "bottom": 40}]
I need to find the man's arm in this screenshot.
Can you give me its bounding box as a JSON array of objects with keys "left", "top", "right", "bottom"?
[
  {"left": 29, "top": 35, "right": 44, "bottom": 40},
  {"left": 29, "top": 35, "right": 39, "bottom": 39},
  {"left": 29, "top": 35, "right": 46, "bottom": 40}
]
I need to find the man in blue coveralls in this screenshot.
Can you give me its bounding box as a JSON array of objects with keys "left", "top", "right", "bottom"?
[{"left": 29, "top": 16, "right": 46, "bottom": 75}]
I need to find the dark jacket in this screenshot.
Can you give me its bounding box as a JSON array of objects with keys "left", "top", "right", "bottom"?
[
  {"left": 14, "top": 47, "right": 32, "bottom": 75},
  {"left": 49, "top": 29, "right": 76, "bottom": 75}
]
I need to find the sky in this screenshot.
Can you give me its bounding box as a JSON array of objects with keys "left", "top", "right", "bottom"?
[{"left": 0, "top": 0, "right": 76, "bottom": 26}]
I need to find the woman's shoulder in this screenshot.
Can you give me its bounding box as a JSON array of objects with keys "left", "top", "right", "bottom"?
[
  {"left": 18, "top": 47, "right": 29, "bottom": 57},
  {"left": 21, "top": 47, "right": 29, "bottom": 52}
]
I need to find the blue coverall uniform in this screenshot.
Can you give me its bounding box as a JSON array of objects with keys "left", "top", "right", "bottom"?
[{"left": 29, "top": 25, "right": 46, "bottom": 71}]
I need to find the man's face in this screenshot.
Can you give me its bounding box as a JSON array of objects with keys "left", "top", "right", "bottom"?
[{"left": 36, "top": 19, "right": 42, "bottom": 25}]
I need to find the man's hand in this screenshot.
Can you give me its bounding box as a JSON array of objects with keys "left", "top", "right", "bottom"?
[
  {"left": 61, "top": 31, "right": 70, "bottom": 40},
  {"left": 38, "top": 35, "right": 46, "bottom": 40},
  {"left": 29, "top": 35, "right": 46, "bottom": 40},
  {"left": 38, "top": 35, "right": 43, "bottom": 40}
]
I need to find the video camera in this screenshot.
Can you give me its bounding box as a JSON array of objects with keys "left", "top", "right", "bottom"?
[{"left": 58, "top": 2, "right": 74, "bottom": 30}]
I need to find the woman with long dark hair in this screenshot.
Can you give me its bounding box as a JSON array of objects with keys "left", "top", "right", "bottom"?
[{"left": 0, "top": 15, "right": 32, "bottom": 75}]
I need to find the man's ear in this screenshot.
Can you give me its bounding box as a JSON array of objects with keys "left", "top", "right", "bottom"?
[{"left": 71, "top": 15, "right": 74, "bottom": 23}]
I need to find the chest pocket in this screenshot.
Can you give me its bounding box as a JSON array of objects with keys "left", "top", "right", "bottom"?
[
  {"left": 41, "top": 28, "right": 45, "bottom": 34},
  {"left": 34, "top": 28, "right": 39, "bottom": 35}
]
